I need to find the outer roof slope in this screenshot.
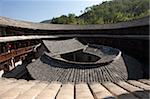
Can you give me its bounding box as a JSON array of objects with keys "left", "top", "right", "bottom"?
[
  {"left": 26, "top": 53, "right": 143, "bottom": 83},
  {"left": 0, "top": 16, "right": 149, "bottom": 30}
]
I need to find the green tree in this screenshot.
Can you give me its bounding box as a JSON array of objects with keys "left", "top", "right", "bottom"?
[{"left": 42, "top": 0, "right": 149, "bottom": 24}]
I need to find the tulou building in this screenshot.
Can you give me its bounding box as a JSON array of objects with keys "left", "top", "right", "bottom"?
[{"left": 0, "top": 16, "right": 149, "bottom": 99}]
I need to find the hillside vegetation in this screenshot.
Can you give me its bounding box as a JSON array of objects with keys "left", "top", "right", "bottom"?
[{"left": 41, "top": 0, "right": 149, "bottom": 24}]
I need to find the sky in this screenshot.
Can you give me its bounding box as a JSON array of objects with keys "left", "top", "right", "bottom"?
[{"left": 0, "top": 0, "right": 111, "bottom": 22}]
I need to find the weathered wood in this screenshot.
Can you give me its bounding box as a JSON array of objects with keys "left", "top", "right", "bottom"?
[
  {"left": 56, "top": 83, "right": 74, "bottom": 99},
  {"left": 36, "top": 82, "right": 61, "bottom": 99},
  {"left": 0, "top": 78, "right": 16, "bottom": 85},
  {"left": 90, "top": 83, "right": 115, "bottom": 99},
  {"left": 76, "top": 83, "right": 94, "bottom": 99},
  {"left": 0, "top": 81, "right": 36, "bottom": 99},
  {"left": 0, "top": 78, "right": 150, "bottom": 99},
  {"left": 117, "top": 81, "right": 149, "bottom": 99},
  {"left": 15, "top": 82, "right": 48, "bottom": 99},
  {"left": 128, "top": 80, "right": 150, "bottom": 90},
  {"left": 139, "top": 79, "right": 150, "bottom": 85},
  {"left": 103, "top": 82, "right": 139, "bottom": 99},
  {"left": 0, "top": 79, "right": 26, "bottom": 95}
]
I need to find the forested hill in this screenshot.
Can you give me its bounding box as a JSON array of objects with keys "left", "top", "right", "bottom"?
[{"left": 41, "top": 0, "right": 149, "bottom": 24}]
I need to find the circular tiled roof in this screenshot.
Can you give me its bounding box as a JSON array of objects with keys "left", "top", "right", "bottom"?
[{"left": 27, "top": 39, "right": 143, "bottom": 83}]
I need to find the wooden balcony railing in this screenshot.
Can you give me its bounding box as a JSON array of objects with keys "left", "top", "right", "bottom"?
[{"left": 0, "top": 46, "right": 34, "bottom": 63}]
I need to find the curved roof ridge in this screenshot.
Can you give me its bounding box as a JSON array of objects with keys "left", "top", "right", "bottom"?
[{"left": 0, "top": 16, "right": 149, "bottom": 30}]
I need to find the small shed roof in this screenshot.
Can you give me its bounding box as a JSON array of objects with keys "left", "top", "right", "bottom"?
[{"left": 43, "top": 38, "right": 85, "bottom": 55}]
